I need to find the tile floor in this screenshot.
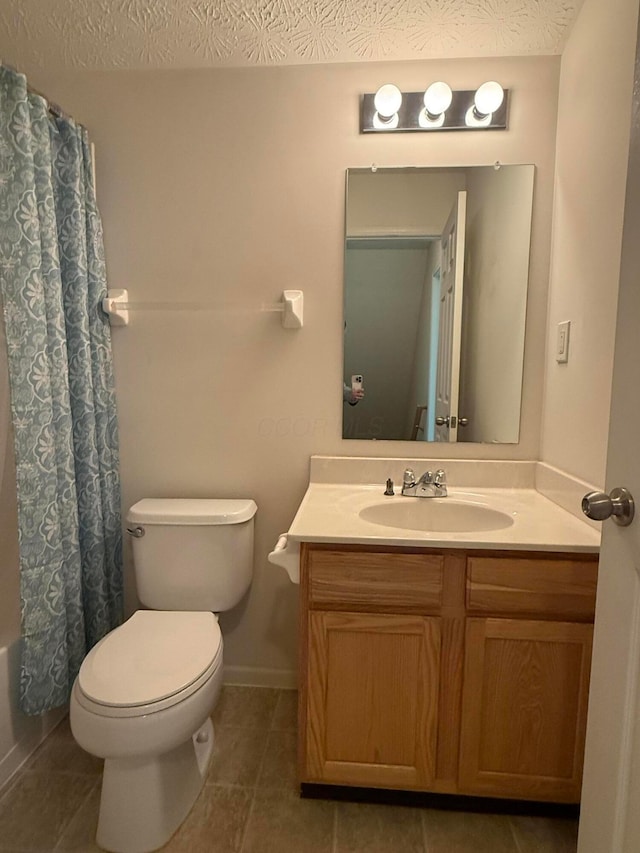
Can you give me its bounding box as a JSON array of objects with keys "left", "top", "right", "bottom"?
[{"left": 0, "top": 686, "right": 579, "bottom": 852}]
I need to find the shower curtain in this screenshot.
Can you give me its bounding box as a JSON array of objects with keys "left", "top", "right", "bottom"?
[{"left": 0, "top": 66, "right": 123, "bottom": 714}]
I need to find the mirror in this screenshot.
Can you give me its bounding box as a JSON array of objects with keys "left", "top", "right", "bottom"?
[{"left": 343, "top": 165, "right": 535, "bottom": 443}]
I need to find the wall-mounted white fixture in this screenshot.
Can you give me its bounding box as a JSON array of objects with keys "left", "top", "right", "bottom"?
[
  {"left": 361, "top": 82, "right": 509, "bottom": 133},
  {"left": 98, "top": 290, "right": 302, "bottom": 326},
  {"left": 282, "top": 290, "right": 304, "bottom": 329},
  {"left": 267, "top": 533, "right": 300, "bottom": 583},
  {"left": 556, "top": 320, "right": 571, "bottom": 363},
  {"left": 101, "top": 289, "right": 129, "bottom": 326}
]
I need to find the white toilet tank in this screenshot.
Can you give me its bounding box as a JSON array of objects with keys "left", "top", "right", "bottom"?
[{"left": 126, "top": 499, "right": 257, "bottom": 612}]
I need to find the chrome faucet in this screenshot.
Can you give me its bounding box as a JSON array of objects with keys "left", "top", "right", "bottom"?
[{"left": 401, "top": 468, "right": 448, "bottom": 498}]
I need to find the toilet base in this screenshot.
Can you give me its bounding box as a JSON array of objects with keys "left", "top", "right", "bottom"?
[{"left": 96, "top": 718, "right": 214, "bottom": 853}]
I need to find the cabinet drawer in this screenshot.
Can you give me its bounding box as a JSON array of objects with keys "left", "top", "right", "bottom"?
[
  {"left": 307, "top": 549, "right": 443, "bottom": 613},
  {"left": 466, "top": 556, "right": 598, "bottom": 620}
]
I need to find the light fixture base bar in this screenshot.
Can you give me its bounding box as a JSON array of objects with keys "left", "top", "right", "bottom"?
[{"left": 360, "top": 89, "right": 509, "bottom": 133}]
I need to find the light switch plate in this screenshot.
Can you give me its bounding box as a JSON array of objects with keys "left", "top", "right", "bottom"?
[{"left": 556, "top": 320, "right": 571, "bottom": 363}]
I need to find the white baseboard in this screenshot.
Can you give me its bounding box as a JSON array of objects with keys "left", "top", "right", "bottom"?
[{"left": 223, "top": 665, "right": 297, "bottom": 690}]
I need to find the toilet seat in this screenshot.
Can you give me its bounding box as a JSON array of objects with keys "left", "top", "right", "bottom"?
[{"left": 76, "top": 611, "right": 223, "bottom": 718}]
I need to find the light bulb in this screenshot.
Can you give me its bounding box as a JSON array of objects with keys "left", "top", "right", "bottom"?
[
  {"left": 373, "top": 84, "right": 402, "bottom": 120},
  {"left": 423, "top": 82, "right": 452, "bottom": 119},
  {"left": 473, "top": 81, "right": 504, "bottom": 118}
]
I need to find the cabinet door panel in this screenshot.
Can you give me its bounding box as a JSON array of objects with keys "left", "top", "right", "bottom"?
[
  {"left": 459, "top": 618, "right": 593, "bottom": 802},
  {"left": 307, "top": 611, "right": 440, "bottom": 789}
]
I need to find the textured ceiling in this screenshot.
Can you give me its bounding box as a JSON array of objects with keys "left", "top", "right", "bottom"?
[{"left": 0, "top": 0, "right": 583, "bottom": 72}]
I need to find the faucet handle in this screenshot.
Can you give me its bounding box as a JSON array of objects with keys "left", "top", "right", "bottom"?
[
  {"left": 434, "top": 469, "right": 447, "bottom": 485},
  {"left": 403, "top": 468, "right": 416, "bottom": 486}
]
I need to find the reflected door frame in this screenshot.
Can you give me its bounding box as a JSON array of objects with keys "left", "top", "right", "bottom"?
[
  {"left": 426, "top": 267, "right": 441, "bottom": 441},
  {"left": 435, "top": 191, "right": 467, "bottom": 442}
]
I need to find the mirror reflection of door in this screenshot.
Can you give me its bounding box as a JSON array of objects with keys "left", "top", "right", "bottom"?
[
  {"left": 343, "top": 166, "right": 535, "bottom": 444},
  {"left": 435, "top": 192, "right": 466, "bottom": 443}
]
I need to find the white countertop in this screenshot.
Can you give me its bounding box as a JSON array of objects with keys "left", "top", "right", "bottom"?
[{"left": 287, "top": 484, "right": 600, "bottom": 553}]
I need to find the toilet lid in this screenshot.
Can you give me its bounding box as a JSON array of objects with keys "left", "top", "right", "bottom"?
[{"left": 78, "top": 611, "right": 222, "bottom": 707}]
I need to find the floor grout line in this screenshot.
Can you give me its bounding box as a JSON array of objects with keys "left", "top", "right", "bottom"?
[
  {"left": 22, "top": 768, "right": 102, "bottom": 776},
  {"left": 421, "top": 810, "right": 430, "bottom": 853},
  {"left": 0, "top": 772, "right": 21, "bottom": 808},
  {"left": 267, "top": 689, "right": 282, "bottom": 732},
  {"left": 51, "top": 777, "right": 100, "bottom": 851},
  {"left": 331, "top": 799, "right": 338, "bottom": 853},
  {"left": 507, "top": 815, "right": 525, "bottom": 853},
  {"left": 237, "top": 788, "right": 257, "bottom": 853},
  {"left": 251, "top": 717, "right": 274, "bottom": 793}
]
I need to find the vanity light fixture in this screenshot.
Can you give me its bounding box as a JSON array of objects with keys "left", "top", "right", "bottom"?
[
  {"left": 373, "top": 84, "right": 403, "bottom": 129},
  {"left": 420, "top": 82, "right": 453, "bottom": 128},
  {"left": 361, "top": 81, "right": 509, "bottom": 133},
  {"left": 465, "top": 81, "right": 505, "bottom": 128}
]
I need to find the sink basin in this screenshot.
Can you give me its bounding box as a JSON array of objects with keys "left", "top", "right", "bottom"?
[{"left": 358, "top": 499, "right": 515, "bottom": 533}]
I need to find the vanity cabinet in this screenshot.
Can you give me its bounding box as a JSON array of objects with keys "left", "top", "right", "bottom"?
[{"left": 299, "top": 544, "right": 598, "bottom": 804}]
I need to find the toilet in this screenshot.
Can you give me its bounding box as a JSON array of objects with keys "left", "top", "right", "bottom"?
[{"left": 70, "top": 498, "right": 257, "bottom": 853}]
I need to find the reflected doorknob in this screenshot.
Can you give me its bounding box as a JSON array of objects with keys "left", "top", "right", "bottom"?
[
  {"left": 436, "top": 415, "right": 468, "bottom": 427},
  {"left": 582, "top": 488, "right": 635, "bottom": 526}
]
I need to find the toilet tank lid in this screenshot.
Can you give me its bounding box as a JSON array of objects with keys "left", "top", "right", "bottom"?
[{"left": 127, "top": 498, "right": 257, "bottom": 525}]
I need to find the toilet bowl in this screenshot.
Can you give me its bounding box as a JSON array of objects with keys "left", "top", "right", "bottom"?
[
  {"left": 70, "top": 611, "right": 224, "bottom": 853},
  {"left": 69, "top": 497, "right": 257, "bottom": 853}
]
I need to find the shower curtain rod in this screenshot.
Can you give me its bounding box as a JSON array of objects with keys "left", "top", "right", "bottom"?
[{"left": 0, "top": 60, "right": 72, "bottom": 120}]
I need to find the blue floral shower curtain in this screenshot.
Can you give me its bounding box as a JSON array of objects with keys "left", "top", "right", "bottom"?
[{"left": 0, "top": 66, "right": 123, "bottom": 714}]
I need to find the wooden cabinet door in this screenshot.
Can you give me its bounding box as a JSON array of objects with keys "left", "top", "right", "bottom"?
[
  {"left": 459, "top": 618, "right": 593, "bottom": 802},
  {"left": 306, "top": 611, "right": 441, "bottom": 789}
]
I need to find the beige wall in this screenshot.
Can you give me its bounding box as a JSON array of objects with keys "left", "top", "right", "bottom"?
[
  {"left": 27, "top": 56, "right": 559, "bottom": 682},
  {"left": 346, "top": 170, "right": 467, "bottom": 236},
  {"left": 540, "top": 0, "right": 639, "bottom": 487}
]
